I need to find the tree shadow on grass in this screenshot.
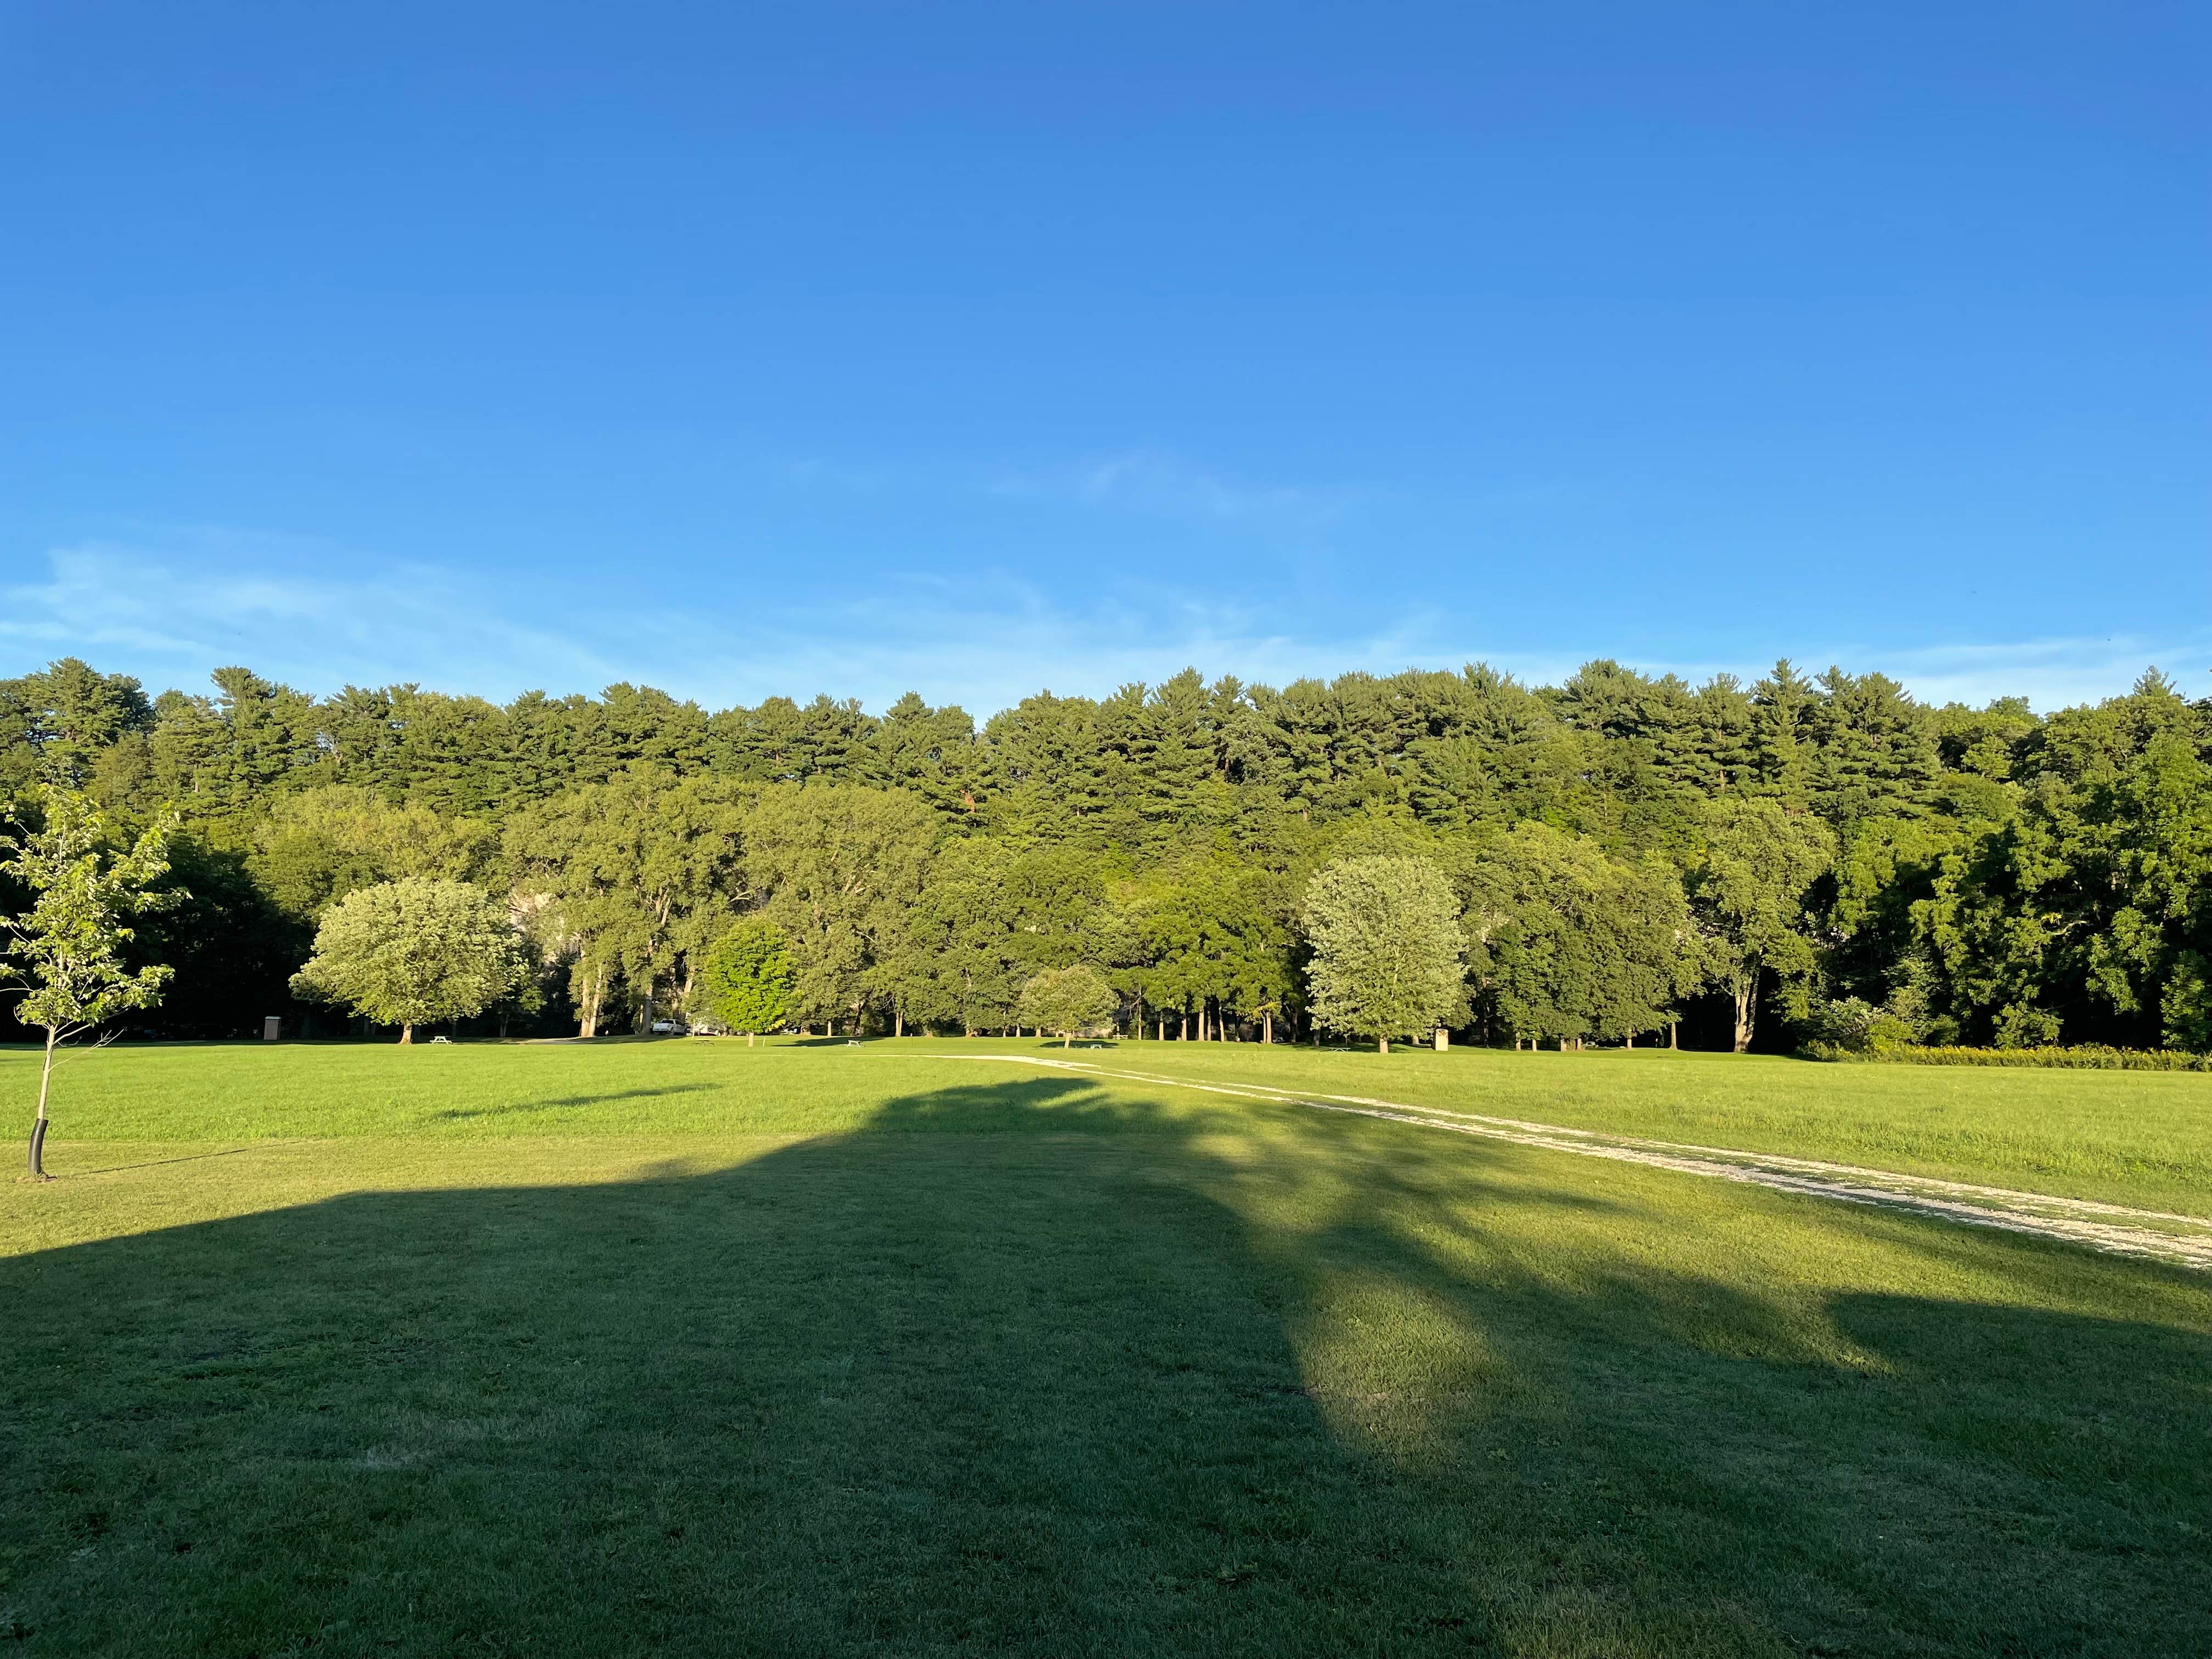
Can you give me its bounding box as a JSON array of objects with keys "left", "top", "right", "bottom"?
[
  {"left": 436, "top": 1082, "right": 722, "bottom": 1120},
  {"left": 2, "top": 1079, "right": 2208, "bottom": 1658}
]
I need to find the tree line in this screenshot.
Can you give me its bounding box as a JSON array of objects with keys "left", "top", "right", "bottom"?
[{"left": 3, "top": 653, "right": 2208, "bottom": 1053}]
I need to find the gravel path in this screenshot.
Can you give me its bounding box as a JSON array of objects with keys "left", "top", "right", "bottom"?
[{"left": 916, "top": 1052, "right": 2212, "bottom": 1272}]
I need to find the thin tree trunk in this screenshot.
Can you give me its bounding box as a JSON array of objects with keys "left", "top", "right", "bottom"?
[
  {"left": 27, "top": 1028, "right": 57, "bottom": 1178},
  {"left": 1063, "top": 1030, "right": 1071, "bottom": 1049},
  {"left": 1262, "top": 1011, "right": 1272, "bottom": 1043},
  {"left": 1733, "top": 979, "right": 1756, "bottom": 1053},
  {"left": 747, "top": 1030, "right": 755, "bottom": 1047},
  {"left": 400, "top": 1024, "right": 413, "bottom": 1045},
  {"left": 1626, "top": 1032, "right": 1634, "bottom": 1048},
  {"left": 580, "top": 967, "right": 603, "bottom": 1039},
  {"left": 1378, "top": 1036, "right": 1388, "bottom": 1055},
  {"left": 895, "top": 1008, "right": 904, "bottom": 1039},
  {"left": 1670, "top": 1020, "right": 1678, "bottom": 1050}
]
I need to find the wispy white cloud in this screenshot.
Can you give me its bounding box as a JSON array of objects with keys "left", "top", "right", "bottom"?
[
  {"left": 1827, "top": 633, "right": 2212, "bottom": 712},
  {"left": 982, "top": 451, "right": 1360, "bottom": 534},
  {"left": 5, "top": 540, "right": 2200, "bottom": 718},
  {"left": 0, "top": 537, "right": 1454, "bottom": 712},
  {"left": 2, "top": 540, "right": 624, "bottom": 697}
]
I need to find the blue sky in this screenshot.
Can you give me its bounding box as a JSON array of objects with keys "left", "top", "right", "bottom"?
[{"left": 2, "top": 2, "right": 2204, "bottom": 714}]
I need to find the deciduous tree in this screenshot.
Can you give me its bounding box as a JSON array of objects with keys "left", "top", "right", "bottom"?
[
  {"left": 1463, "top": 822, "right": 1697, "bottom": 1046},
  {"left": 290, "top": 878, "right": 525, "bottom": 1043},
  {"left": 1, "top": 787, "right": 178, "bottom": 1177},
  {"left": 698, "top": 918, "right": 797, "bottom": 1043},
  {"left": 744, "top": 783, "right": 935, "bottom": 1032},
  {"left": 1015, "top": 964, "right": 1119, "bottom": 1048},
  {"left": 1302, "top": 855, "right": 1465, "bottom": 1053},
  {"left": 1687, "top": 798, "right": 1834, "bottom": 1052},
  {"left": 506, "top": 768, "right": 748, "bottom": 1036}
]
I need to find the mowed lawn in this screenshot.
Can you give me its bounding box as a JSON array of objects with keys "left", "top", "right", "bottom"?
[
  {"left": 2, "top": 1042, "right": 2208, "bottom": 1657},
  {"left": 12, "top": 1037, "right": 2212, "bottom": 1212}
]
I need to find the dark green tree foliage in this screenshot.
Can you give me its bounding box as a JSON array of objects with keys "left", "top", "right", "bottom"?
[
  {"left": 742, "top": 783, "right": 936, "bottom": 1031},
  {"left": 1114, "top": 856, "right": 1297, "bottom": 1039},
  {"left": 1463, "top": 823, "right": 1697, "bottom": 1046},
  {"left": 1688, "top": 798, "right": 1837, "bottom": 1052},
  {"left": 252, "top": 787, "right": 496, "bottom": 921},
  {"left": 881, "top": 837, "right": 1024, "bottom": 1036},
  {"left": 0, "top": 658, "right": 156, "bottom": 795},
  {"left": 134, "top": 835, "right": 313, "bottom": 1039},
  {"left": 505, "top": 768, "right": 749, "bottom": 1036},
  {"left": 2, "top": 653, "right": 2205, "bottom": 1050},
  {"left": 1920, "top": 674, "right": 2212, "bottom": 1048}
]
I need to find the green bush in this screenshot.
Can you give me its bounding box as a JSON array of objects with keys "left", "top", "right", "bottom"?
[
  {"left": 1804, "top": 1041, "right": 2212, "bottom": 1072},
  {"left": 1802, "top": 996, "right": 1917, "bottom": 1056}
]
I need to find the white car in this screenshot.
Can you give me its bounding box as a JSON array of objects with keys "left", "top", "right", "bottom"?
[{"left": 650, "top": 1020, "right": 684, "bottom": 1035}]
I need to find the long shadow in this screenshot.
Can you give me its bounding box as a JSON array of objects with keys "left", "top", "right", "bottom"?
[
  {"left": 2, "top": 1079, "right": 2207, "bottom": 1657},
  {"left": 436, "top": 1082, "right": 721, "bottom": 1120}
]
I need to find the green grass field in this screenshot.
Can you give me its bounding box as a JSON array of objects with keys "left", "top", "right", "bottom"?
[
  {"left": 18, "top": 1036, "right": 2212, "bottom": 1210},
  {"left": 4, "top": 1039, "right": 2209, "bottom": 1656}
]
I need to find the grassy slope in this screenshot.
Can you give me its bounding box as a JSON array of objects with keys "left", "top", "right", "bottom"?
[
  {"left": 0, "top": 1046, "right": 2207, "bottom": 1656},
  {"left": 9, "top": 1035, "right": 2210, "bottom": 1211}
]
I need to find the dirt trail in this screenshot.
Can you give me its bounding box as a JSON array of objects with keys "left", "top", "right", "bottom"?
[{"left": 904, "top": 1052, "right": 2212, "bottom": 1272}]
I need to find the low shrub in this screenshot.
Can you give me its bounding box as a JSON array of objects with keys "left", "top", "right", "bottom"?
[{"left": 1804, "top": 1041, "right": 2212, "bottom": 1072}]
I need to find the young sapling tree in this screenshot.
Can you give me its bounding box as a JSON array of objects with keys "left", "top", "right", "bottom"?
[{"left": 0, "top": 787, "right": 179, "bottom": 1178}]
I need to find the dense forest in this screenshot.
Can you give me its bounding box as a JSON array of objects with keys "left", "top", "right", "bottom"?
[{"left": 3, "top": 654, "right": 2208, "bottom": 1052}]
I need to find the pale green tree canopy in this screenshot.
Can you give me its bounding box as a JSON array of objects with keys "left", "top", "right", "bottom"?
[
  {"left": 1015, "top": 964, "right": 1120, "bottom": 1048},
  {"left": 1301, "top": 855, "right": 1466, "bottom": 1052},
  {"left": 699, "top": 918, "right": 797, "bottom": 1037},
  {"left": 1, "top": 788, "right": 177, "bottom": 1038},
  {"left": 290, "top": 877, "right": 525, "bottom": 1042}
]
